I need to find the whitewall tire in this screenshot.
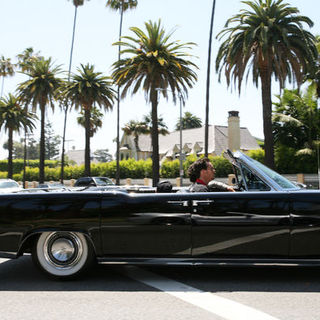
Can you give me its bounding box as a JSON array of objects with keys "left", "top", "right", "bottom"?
[{"left": 32, "top": 232, "right": 93, "bottom": 279}]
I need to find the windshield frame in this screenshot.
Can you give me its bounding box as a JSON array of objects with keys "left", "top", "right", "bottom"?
[{"left": 231, "top": 151, "right": 299, "bottom": 191}]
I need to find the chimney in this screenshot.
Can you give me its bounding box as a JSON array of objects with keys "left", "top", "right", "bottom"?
[{"left": 228, "top": 111, "right": 240, "bottom": 151}]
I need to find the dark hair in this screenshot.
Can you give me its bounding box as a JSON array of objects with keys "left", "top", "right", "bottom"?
[
  {"left": 156, "top": 180, "right": 173, "bottom": 193},
  {"left": 187, "top": 158, "right": 210, "bottom": 182}
]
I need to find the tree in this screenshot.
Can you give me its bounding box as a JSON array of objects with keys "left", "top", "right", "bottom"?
[
  {"left": 3, "top": 138, "right": 39, "bottom": 160},
  {"left": 93, "top": 149, "right": 113, "bottom": 162},
  {"left": 61, "top": 64, "right": 115, "bottom": 176},
  {"left": 112, "top": 20, "right": 198, "bottom": 186},
  {"left": 77, "top": 105, "right": 104, "bottom": 137},
  {"left": 175, "top": 111, "right": 202, "bottom": 130},
  {"left": 61, "top": 0, "right": 90, "bottom": 183},
  {"left": 17, "top": 47, "right": 42, "bottom": 72},
  {"left": 106, "top": 0, "right": 138, "bottom": 185},
  {"left": 122, "top": 120, "right": 148, "bottom": 159},
  {"left": 0, "top": 56, "right": 15, "bottom": 97},
  {"left": 17, "top": 58, "right": 62, "bottom": 183},
  {"left": 142, "top": 112, "right": 169, "bottom": 136},
  {"left": 273, "top": 87, "right": 320, "bottom": 155},
  {"left": 308, "top": 35, "right": 320, "bottom": 98},
  {"left": 216, "top": 0, "right": 317, "bottom": 169},
  {"left": 0, "top": 94, "right": 36, "bottom": 178},
  {"left": 44, "top": 121, "right": 61, "bottom": 160}
]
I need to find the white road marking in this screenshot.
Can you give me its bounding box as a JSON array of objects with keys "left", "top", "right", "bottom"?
[{"left": 124, "top": 266, "right": 281, "bottom": 320}]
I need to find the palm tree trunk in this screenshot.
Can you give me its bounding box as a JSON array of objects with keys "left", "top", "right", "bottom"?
[
  {"left": 7, "top": 128, "right": 13, "bottom": 179},
  {"left": 134, "top": 135, "right": 139, "bottom": 160},
  {"left": 204, "top": 0, "right": 216, "bottom": 157},
  {"left": 260, "top": 70, "right": 275, "bottom": 169},
  {"left": 23, "top": 128, "right": 27, "bottom": 188},
  {"left": 60, "top": 4, "right": 78, "bottom": 183},
  {"left": 151, "top": 90, "right": 159, "bottom": 187},
  {"left": 84, "top": 107, "right": 91, "bottom": 176},
  {"left": 39, "top": 104, "right": 46, "bottom": 183},
  {"left": 116, "top": 5, "right": 124, "bottom": 185}
]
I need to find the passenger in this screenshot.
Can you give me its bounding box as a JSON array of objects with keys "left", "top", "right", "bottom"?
[
  {"left": 187, "top": 158, "right": 235, "bottom": 192},
  {"left": 156, "top": 180, "right": 173, "bottom": 193}
]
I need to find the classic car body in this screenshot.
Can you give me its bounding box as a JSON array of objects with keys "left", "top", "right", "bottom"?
[{"left": 0, "top": 150, "right": 319, "bottom": 279}]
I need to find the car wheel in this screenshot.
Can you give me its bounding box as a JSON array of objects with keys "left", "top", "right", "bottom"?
[{"left": 32, "top": 231, "right": 94, "bottom": 279}]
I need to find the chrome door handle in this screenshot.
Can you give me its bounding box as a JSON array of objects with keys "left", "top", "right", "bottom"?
[
  {"left": 167, "top": 200, "right": 189, "bottom": 207},
  {"left": 192, "top": 200, "right": 215, "bottom": 206}
]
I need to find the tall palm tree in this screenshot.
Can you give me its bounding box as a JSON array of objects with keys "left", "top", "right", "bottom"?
[
  {"left": 122, "top": 120, "right": 148, "bottom": 159},
  {"left": 0, "top": 56, "right": 15, "bottom": 97},
  {"left": 216, "top": 0, "right": 317, "bottom": 169},
  {"left": 205, "top": 0, "right": 216, "bottom": 157},
  {"left": 176, "top": 111, "right": 202, "bottom": 130},
  {"left": 17, "top": 58, "right": 62, "bottom": 183},
  {"left": 112, "top": 20, "right": 198, "bottom": 186},
  {"left": 0, "top": 94, "right": 36, "bottom": 179},
  {"left": 62, "top": 64, "right": 115, "bottom": 176},
  {"left": 61, "top": 0, "right": 89, "bottom": 183},
  {"left": 311, "top": 35, "right": 320, "bottom": 98},
  {"left": 17, "top": 47, "right": 42, "bottom": 72},
  {"left": 106, "top": 0, "right": 138, "bottom": 185},
  {"left": 77, "top": 105, "right": 104, "bottom": 137}
]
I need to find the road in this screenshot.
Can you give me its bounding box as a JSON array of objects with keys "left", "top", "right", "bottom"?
[{"left": 0, "top": 256, "right": 319, "bottom": 320}]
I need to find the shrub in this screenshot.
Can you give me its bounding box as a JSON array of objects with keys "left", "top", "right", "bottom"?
[
  {"left": 210, "top": 155, "right": 233, "bottom": 177},
  {"left": 0, "top": 172, "right": 7, "bottom": 179},
  {"left": 246, "top": 149, "right": 265, "bottom": 164},
  {"left": 161, "top": 159, "right": 180, "bottom": 178}
]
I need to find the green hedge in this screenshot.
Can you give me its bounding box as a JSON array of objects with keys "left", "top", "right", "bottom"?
[
  {"left": 0, "top": 159, "right": 61, "bottom": 174},
  {"left": 3, "top": 155, "right": 234, "bottom": 181}
]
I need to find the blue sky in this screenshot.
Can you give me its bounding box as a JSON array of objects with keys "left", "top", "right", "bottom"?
[{"left": 0, "top": 0, "right": 319, "bottom": 158}]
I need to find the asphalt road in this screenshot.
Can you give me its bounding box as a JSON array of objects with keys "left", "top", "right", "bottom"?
[{"left": 0, "top": 256, "right": 320, "bottom": 320}]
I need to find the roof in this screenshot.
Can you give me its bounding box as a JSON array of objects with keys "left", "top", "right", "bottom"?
[{"left": 122, "top": 125, "right": 260, "bottom": 157}]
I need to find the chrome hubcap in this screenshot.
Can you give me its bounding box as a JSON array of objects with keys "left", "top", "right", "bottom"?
[
  {"left": 51, "top": 238, "right": 75, "bottom": 262},
  {"left": 43, "top": 232, "right": 83, "bottom": 269}
]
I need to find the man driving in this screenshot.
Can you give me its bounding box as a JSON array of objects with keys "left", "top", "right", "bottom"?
[{"left": 188, "top": 158, "right": 235, "bottom": 192}]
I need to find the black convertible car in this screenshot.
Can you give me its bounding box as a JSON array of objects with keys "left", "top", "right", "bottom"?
[{"left": 0, "top": 150, "right": 319, "bottom": 279}]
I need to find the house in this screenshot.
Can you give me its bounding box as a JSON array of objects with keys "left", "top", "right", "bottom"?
[
  {"left": 119, "top": 111, "right": 260, "bottom": 161},
  {"left": 65, "top": 148, "right": 99, "bottom": 165}
]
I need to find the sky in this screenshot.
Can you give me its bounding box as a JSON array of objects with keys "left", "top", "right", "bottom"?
[{"left": 0, "top": 0, "right": 319, "bottom": 159}]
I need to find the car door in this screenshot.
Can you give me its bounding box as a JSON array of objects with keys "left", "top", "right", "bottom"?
[
  {"left": 100, "top": 193, "right": 192, "bottom": 257},
  {"left": 290, "top": 191, "right": 320, "bottom": 257},
  {"left": 191, "top": 192, "right": 290, "bottom": 258}
]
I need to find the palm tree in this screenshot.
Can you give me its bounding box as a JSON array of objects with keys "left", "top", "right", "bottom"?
[
  {"left": 0, "top": 94, "right": 36, "bottom": 179},
  {"left": 106, "top": 0, "right": 138, "bottom": 185},
  {"left": 62, "top": 64, "right": 115, "bottom": 176},
  {"left": 112, "top": 20, "right": 198, "bottom": 186},
  {"left": 142, "top": 112, "right": 169, "bottom": 136},
  {"left": 61, "top": 0, "right": 89, "bottom": 183},
  {"left": 216, "top": 0, "right": 317, "bottom": 169},
  {"left": 175, "top": 111, "right": 202, "bottom": 130},
  {"left": 0, "top": 56, "right": 15, "bottom": 97},
  {"left": 17, "top": 47, "right": 42, "bottom": 72},
  {"left": 310, "top": 35, "right": 320, "bottom": 98},
  {"left": 17, "top": 58, "right": 62, "bottom": 183},
  {"left": 205, "top": 0, "right": 217, "bottom": 157},
  {"left": 77, "top": 105, "right": 104, "bottom": 137},
  {"left": 122, "top": 120, "right": 148, "bottom": 159}
]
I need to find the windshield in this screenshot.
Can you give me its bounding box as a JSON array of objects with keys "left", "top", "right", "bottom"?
[
  {"left": 0, "top": 181, "right": 19, "bottom": 188},
  {"left": 248, "top": 158, "right": 297, "bottom": 189},
  {"left": 95, "top": 177, "right": 114, "bottom": 186}
]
